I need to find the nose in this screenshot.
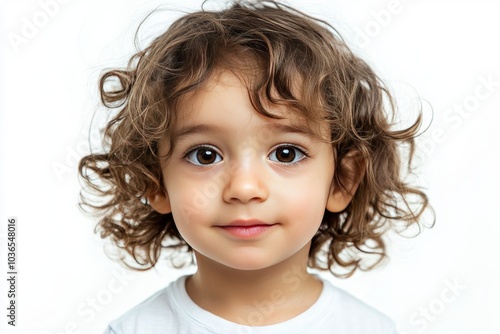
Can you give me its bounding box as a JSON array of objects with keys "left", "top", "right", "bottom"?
[{"left": 222, "top": 160, "right": 269, "bottom": 204}]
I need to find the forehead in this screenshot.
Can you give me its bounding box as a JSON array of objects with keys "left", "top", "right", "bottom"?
[{"left": 173, "top": 70, "right": 329, "bottom": 140}]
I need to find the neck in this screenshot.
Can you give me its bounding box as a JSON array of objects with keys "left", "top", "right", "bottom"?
[{"left": 185, "top": 243, "right": 323, "bottom": 326}]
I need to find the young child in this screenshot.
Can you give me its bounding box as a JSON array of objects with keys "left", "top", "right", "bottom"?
[{"left": 79, "top": 1, "right": 430, "bottom": 333}]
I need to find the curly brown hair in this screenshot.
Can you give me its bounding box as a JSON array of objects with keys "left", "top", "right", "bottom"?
[{"left": 79, "top": 0, "right": 431, "bottom": 277}]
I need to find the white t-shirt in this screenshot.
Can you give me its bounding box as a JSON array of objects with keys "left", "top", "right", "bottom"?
[{"left": 104, "top": 275, "right": 396, "bottom": 334}]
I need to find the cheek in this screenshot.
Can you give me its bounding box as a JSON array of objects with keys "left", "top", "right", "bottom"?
[
  {"left": 289, "top": 194, "right": 326, "bottom": 228},
  {"left": 165, "top": 174, "right": 220, "bottom": 231},
  {"left": 169, "top": 189, "right": 207, "bottom": 226},
  {"left": 168, "top": 193, "right": 210, "bottom": 248},
  {"left": 275, "top": 176, "right": 330, "bottom": 226},
  {"left": 165, "top": 165, "right": 223, "bottom": 208}
]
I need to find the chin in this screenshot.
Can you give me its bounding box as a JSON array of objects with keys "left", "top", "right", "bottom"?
[{"left": 217, "top": 253, "right": 284, "bottom": 272}]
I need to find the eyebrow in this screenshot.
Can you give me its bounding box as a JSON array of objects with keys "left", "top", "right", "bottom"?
[
  {"left": 263, "top": 123, "right": 318, "bottom": 138},
  {"left": 173, "top": 124, "right": 222, "bottom": 141},
  {"left": 172, "top": 122, "right": 319, "bottom": 141}
]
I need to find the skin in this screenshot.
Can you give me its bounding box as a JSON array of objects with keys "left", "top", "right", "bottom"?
[{"left": 149, "top": 71, "right": 360, "bottom": 325}]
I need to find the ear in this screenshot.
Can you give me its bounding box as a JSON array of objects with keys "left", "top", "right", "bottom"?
[
  {"left": 326, "top": 150, "right": 365, "bottom": 213},
  {"left": 147, "top": 189, "right": 172, "bottom": 214}
]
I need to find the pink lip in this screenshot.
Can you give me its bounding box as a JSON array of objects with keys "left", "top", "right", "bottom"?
[{"left": 216, "top": 220, "right": 276, "bottom": 239}]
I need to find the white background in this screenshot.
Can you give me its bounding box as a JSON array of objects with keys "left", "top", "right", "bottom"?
[{"left": 1, "top": 0, "right": 499, "bottom": 333}]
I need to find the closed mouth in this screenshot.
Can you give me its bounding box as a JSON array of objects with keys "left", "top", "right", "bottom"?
[{"left": 215, "top": 220, "right": 277, "bottom": 238}]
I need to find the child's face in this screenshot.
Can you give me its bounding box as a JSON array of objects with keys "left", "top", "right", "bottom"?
[{"left": 152, "top": 71, "right": 344, "bottom": 271}]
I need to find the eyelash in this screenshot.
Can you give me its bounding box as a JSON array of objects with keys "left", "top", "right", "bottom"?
[{"left": 182, "top": 144, "right": 309, "bottom": 167}]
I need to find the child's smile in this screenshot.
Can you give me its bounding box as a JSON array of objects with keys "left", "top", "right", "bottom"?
[{"left": 154, "top": 70, "right": 340, "bottom": 271}]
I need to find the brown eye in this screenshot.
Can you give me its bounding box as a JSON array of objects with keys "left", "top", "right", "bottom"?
[
  {"left": 186, "top": 146, "right": 222, "bottom": 165},
  {"left": 197, "top": 149, "right": 216, "bottom": 164},
  {"left": 276, "top": 147, "right": 295, "bottom": 163},
  {"left": 269, "top": 145, "right": 306, "bottom": 164}
]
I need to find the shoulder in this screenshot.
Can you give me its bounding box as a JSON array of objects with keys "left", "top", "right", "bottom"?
[
  {"left": 318, "top": 278, "right": 397, "bottom": 333},
  {"left": 105, "top": 276, "right": 186, "bottom": 334}
]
